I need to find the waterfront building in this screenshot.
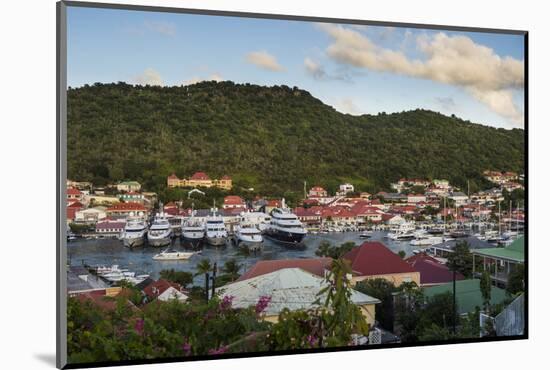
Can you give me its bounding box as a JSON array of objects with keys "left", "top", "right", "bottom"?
[
  {"left": 67, "top": 200, "right": 84, "bottom": 222},
  {"left": 116, "top": 181, "right": 142, "bottom": 192},
  {"left": 343, "top": 242, "right": 421, "bottom": 286},
  {"left": 167, "top": 172, "right": 232, "bottom": 190},
  {"left": 223, "top": 195, "right": 247, "bottom": 210},
  {"left": 95, "top": 219, "right": 125, "bottom": 235},
  {"left": 74, "top": 207, "right": 107, "bottom": 224},
  {"left": 449, "top": 191, "right": 469, "bottom": 206},
  {"left": 106, "top": 202, "right": 148, "bottom": 218},
  {"left": 220, "top": 267, "right": 380, "bottom": 326}
]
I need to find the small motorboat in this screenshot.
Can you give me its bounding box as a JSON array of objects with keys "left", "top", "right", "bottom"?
[{"left": 153, "top": 249, "right": 197, "bottom": 261}]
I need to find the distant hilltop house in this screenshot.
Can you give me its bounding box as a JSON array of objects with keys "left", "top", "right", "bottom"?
[
  {"left": 483, "top": 170, "right": 519, "bottom": 184},
  {"left": 337, "top": 183, "right": 355, "bottom": 196},
  {"left": 167, "top": 172, "right": 232, "bottom": 190},
  {"left": 116, "top": 181, "right": 141, "bottom": 192},
  {"left": 308, "top": 186, "right": 328, "bottom": 198}
]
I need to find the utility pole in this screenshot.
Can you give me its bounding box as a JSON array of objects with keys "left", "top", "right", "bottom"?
[
  {"left": 211, "top": 262, "right": 217, "bottom": 298},
  {"left": 452, "top": 268, "right": 457, "bottom": 335},
  {"left": 205, "top": 272, "right": 210, "bottom": 303}
]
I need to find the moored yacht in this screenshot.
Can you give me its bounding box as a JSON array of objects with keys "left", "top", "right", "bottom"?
[
  {"left": 182, "top": 209, "right": 205, "bottom": 248},
  {"left": 265, "top": 200, "right": 307, "bottom": 245},
  {"left": 387, "top": 222, "right": 416, "bottom": 240},
  {"left": 153, "top": 248, "right": 196, "bottom": 261},
  {"left": 235, "top": 224, "right": 263, "bottom": 251},
  {"left": 147, "top": 212, "right": 172, "bottom": 247},
  {"left": 410, "top": 235, "right": 444, "bottom": 246},
  {"left": 205, "top": 207, "right": 227, "bottom": 246},
  {"left": 122, "top": 216, "right": 147, "bottom": 248}
]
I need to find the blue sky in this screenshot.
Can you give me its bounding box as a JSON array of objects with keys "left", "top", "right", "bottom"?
[{"left": 67, "top": 6, "right": 525, "bottom": 129}]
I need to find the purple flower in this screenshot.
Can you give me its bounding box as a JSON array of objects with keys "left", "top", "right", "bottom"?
[
  {"left": 181, "top": 340, "right": 192, "bottom": 355},
  {"left": 255, "top": 296, "right": 272, "bottom": 314},
  {"left": 208, "top": 345, "right": 228, "bottom": 355},
  {"left": 134, "top": 318, "right": 144, "bottom": 335},
  {"left": 220, "top": 295, "right": 234, "bottom": 311},
  {"left": 307, "top": 335, "right": 318, "bottom": 347}
]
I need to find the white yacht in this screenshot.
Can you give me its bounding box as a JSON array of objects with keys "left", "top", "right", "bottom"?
[
  {"left": 205, "top": 207, "right": 227, "bottom": 246},
  {"left": 182, "top": 209, "right": 205, "bottom": 247},
  {"left": 122, "top": 216, "right": 147, "bottom": 248},
  {"left": 147, "top": 212, "right": 172, "bottom": 247},
  {"left": 265, "top": 200, "right": 307, "bottom": 245},
  {"left": 410, "top": 235, "right": 444, "bottom": 246},
  {"left": 387, "top": 222, "right": 416, "bottom": 240},
  {"left": 239, "top": 211, "right": 271, "bottom": 232},
  {"left": 235, "top": 224, "right": 263, "bottom": 251},
  {"left": 153, "top": 248, "right": 196, "bottom": 261}
]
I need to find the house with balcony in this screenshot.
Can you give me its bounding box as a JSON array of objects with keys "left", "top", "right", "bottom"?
[{"left": 472, "top": 236, "right": 525, "bottom": 288}]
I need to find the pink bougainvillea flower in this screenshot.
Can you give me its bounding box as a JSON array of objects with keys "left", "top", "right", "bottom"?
[
  {"left": 208, "top": 345, "right": 229, "bottom": 355},
  {"left": 134, "top": 318, "right": 144, "bottom": 335},
  {"left": 255, "top": 296, "right": 271, "bottom": 314}
]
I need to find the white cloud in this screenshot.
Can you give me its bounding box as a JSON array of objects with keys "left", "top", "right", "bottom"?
[
  {"left": 144, "top": 20, "right": 176, "bottom": 36},
  {"left": 245, "top": 51, "right": 284, "bottom": 72},
  {"left": 318, "top": 24, "right": 524, "bottom": 126},
  {"left": 332, "top": 98, "right": 362, "bottom": 115},
  {"left": 182, "top": 73, "right": 224, "bottom": 86},
  {"left": 131, "top": 68, "right": 164, "bottom": 86},
  {"left": 304, "top": 57, "right": 326, "bottom": 79}
]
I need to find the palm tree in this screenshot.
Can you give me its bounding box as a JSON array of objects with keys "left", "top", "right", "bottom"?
[
  {"left": 196, "top": 258, "right": 212, "bottom": 276},
  {"left": 222, "top": 259, "right": 242, "bottom": 282}
]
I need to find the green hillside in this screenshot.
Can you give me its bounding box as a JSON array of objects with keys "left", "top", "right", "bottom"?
[{"left": 67, "top": 81, "right": 524, "bottom": 198}]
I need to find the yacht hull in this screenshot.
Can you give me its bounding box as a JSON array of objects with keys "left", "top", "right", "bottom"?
[
  {"left": 123, "top": 236, "right": 145, "bottom": 248},
  {"left": 265, "top": 228, "right": 306, "bottom": 245},
  {"left": 147, "top": 236, "right": 171, "bottom": 247},
  {"left": 206, "top": 236, "right": 226, "bottom": 246}
]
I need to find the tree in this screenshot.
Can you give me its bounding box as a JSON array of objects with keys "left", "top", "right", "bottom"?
[
  {"left": 221, "top": 259, "right": 242, "bottom": 282},
  {"left": 480, "top": 271, "right": 492, "bottom": 312},
  {"left": 398, "top": 250, "right": 406, "bottom": 259},
  {"left": 315, "top": 241, "right": 356, "bottom": 259},
  {"left": 355, "top": 278, "right": 396, "bottom": 331},
  {"left": 446, "top": 241, "right": 473, "bottom": 278},
  {"left": 196, "top": 258, "right": 213, "bottom": 276},
  {"left": 160, "top": 269, "right": 194, "bottom": 288},
  {"left": 393, "top": 281, "right": 424, "bottom": 342},
  {"left": 506, "top": 264, "right": 525, "bottom": 295}
]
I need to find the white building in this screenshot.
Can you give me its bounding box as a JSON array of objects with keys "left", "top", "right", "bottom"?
[{"left": 337, "top": 183, "right": 355, "bottom": 196}]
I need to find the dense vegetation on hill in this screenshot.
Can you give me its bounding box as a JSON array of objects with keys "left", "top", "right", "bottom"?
[{"left": 67, "top": 81, "right": 524, "bottom": 198}]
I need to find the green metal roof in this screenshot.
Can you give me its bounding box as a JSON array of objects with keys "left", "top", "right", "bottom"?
[
  {"left": 472, "top": 236, "right": 524, "bottom": 263},
  {"left": 423, "top": 279, "right": 507, "bottom": 314}
]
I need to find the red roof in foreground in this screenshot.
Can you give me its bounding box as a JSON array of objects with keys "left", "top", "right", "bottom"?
[
  {"left": 405, "top": 253, "right": 464, "bottom": 285},
  {"left": 237, "top": 258, "right": 332, "bottom": 281},
  {"left": 343, "top": 242, "right": 417, "bottom": 276},
  {"left": 190, "top": 171, "right": 210, "bottom": 180},
  {"left": 143, "top": 279, "right": 183, "bottom": 300}
]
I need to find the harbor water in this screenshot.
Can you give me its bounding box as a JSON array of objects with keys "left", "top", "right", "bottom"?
[{"left": 68, "top": 231, "right": 417, "bottom": 284}]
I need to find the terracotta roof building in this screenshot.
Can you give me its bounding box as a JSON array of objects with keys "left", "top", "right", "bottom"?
[
  {"left": 343, "top": 242, "right": 420, "bottom": 286},
  {"left": 405, "top": 253, "right": 464, "bottom": 286}
]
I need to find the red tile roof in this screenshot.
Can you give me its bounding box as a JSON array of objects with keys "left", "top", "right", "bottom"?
[
  {"left": 143, "top": 279, "right": 183, "bottom": 300},
  {"left": 405, "top": 253, "right": 464, "bottom": 285},
  {"left": 221, "top": 175, "right": 231, "bottom": 180},
  {"left": 237, "top": 258, "right": 332, "bottom": 281},
  {"left": 67, "top": 187, "right": 82, "bottom": 195},
  {"left": 67, "top": 201, "right": 84, "bottom": 208},
  {"left": 106, "top": 202, "right": 146, "bottom": 212},
  {"left": 267, "top": 199, "right": 281, "bottom": 207},
  {"left": 168, "top": 173, "right": 179, "bottom": 180},
  {"left": 343, "top": 242, "right": 417, "bottom": 276},
  {"left": 224, "top": 195, "right": 245, "bottom": 205},
  {"left": 191, "top": 171, "right": 210, "bottom": 180}
]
